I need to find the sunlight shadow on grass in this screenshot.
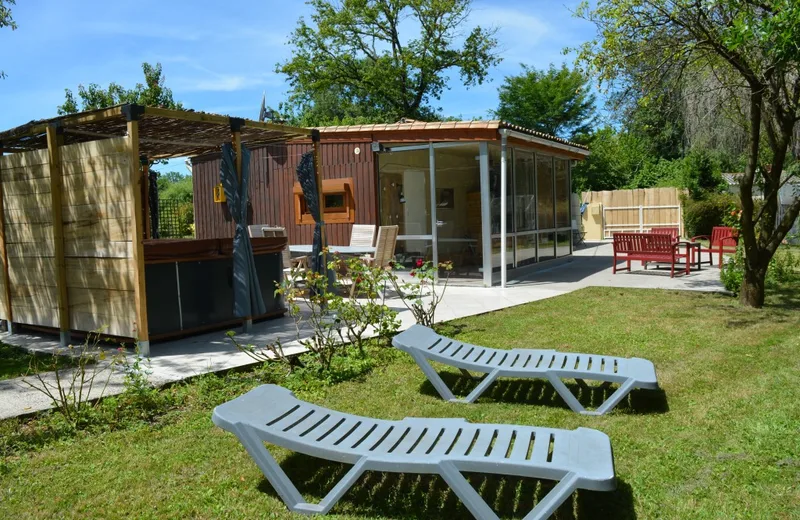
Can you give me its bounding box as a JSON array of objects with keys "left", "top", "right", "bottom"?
[{"left": 257, "top": 453, "right": 637, "bottom": 519}]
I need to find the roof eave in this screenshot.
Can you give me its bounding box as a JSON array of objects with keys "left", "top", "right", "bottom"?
[{"left": 502, "top": 128, "right": 590, "bottom": 157}]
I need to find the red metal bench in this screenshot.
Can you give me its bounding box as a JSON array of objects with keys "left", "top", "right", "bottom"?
[
  {"left": 649, "top": 227, "right": 680, "bottom": 241},
  {"left": 690, "top": 226, "right": 738, "bottom": 268},
  {"left": 612, "top": 232, "right": 690, "bottom": 277}
]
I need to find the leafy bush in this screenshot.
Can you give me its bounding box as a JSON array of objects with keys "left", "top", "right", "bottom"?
[
  {"left": 683, "top": 193, "right": 740, "bottom": 238},
  {"left": 388, "top": 259, "right": 453, "bottom": 328},
  {"left": 721, "top": 244, "right": 799, "bottom": 296},
  {"left": 231, "top": 253, "right": 400, "bottom": 376}
]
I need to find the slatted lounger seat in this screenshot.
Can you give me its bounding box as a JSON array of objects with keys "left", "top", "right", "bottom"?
[
  {"left": 393, "top": 325, "right": 659, "bottom": 415},
  {"left": 213, "top": 385, "right": 616, "bottom": 520}
]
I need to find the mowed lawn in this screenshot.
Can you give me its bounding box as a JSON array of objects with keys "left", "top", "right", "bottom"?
[{"left": 1, "top": 286, "right": 799, "bottom": 519}]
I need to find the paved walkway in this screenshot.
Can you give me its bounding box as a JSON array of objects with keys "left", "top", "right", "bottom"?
[{"left": 0, "top": 242, "right": 725, "bottom": 419}]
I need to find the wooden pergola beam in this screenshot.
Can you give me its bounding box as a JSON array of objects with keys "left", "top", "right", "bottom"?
[
  {"left": 46, "top": 125, "right": 70, "bottom": 346},
  {"left": 143, "top": 106, "right": 311, "bottom": 138}
]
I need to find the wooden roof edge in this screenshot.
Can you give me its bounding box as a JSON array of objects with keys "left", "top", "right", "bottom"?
[
  {"left": 0, "top": 104, "right": 313, "bottom": 145},
  {"left": 0, "top": 105, "right": 124, "bottom": 142}
]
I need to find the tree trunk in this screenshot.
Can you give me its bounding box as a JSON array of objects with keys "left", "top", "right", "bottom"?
[{"left": 739, "top": 261, "right": 767, "bottom": 308}]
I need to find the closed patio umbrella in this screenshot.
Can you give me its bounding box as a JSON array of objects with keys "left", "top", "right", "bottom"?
[
  {"left": 296, "top": 151, "right": 330, "bottom": 285},
  {"left": 220, "top": 142, "right": 266, "bottom": 318}
]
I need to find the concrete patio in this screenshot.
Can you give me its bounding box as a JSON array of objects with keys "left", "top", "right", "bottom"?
[{"left": 0, "top": 241, "right": 725, "bottom": 419}]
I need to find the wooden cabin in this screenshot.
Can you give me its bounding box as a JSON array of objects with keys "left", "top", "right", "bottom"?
[
  {"left": 192, "top": 120, "right": 590, "bottom": 286},
  {"left": 0, "top": 104, "right": 317, "bottom": 354}
]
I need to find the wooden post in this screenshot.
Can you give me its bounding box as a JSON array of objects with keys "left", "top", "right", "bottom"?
[
  {"left": 142, "top": 157, "right": 151, "bottom": 239},
  {"left": 125, "top": 108, "right": 150, "bottom": 356},
  {"left": 0, "top": 144, "right": 12, "bottom": 333},
  {"left": 46, "top": 125, "right": 70, "bottom": 346},
  {"left": 231, "top": 118, "right": 251, "bottom": 332},
  {"left": 312, "top": 129, "right": 326, "bottom": 282}
]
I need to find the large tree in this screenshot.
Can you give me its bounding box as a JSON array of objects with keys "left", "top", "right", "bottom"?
[
  {"left": 0, "top": 0, "right": 16, "bottom": 79},
  {"left": 495, "top": 64, "right": 597, "bottom": 139},
  {"left": 277, "top": 0, "right": 500, "bottom": 123},
  {"left": 577, "top": 0, "right": 800, "bottom": 308},
  {"left": 57, "top": 62, "right": 182, "bottom": 114}
]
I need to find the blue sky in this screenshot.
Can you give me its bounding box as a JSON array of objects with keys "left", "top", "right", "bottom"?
[{"left": 0, "top": 0, "right": 596, "bottom": 132}]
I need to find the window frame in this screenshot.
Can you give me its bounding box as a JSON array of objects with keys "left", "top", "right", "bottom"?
[{"left": 293, "top": 177, "right": 355, "bottom": 225}]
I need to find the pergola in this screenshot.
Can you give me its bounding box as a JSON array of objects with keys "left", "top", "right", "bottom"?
[{"left": 0, "top": 104, "right": 322, "bottom": 354}]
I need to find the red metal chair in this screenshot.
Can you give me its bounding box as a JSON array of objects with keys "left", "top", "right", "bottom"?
[{"left": 691, "top": 226, "right": 738, "bottom": 268}]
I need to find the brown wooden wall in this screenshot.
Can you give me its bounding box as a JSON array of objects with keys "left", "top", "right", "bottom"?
[{"left": 192, "top": 140, "right": 377, "bottom": 246}]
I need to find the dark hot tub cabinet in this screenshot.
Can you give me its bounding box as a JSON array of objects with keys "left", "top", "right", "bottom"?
[{"left": 143, "top": 237, "right": 286, "bottom": 340}]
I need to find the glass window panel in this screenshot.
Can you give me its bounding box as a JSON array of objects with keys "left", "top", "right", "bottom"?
[
  {"left": 514, "top": 150, "right": 536, "bottom": 232},
  {"left": 378, "top": 148, "right": 432, "bottom": 268},
  {"left": 538, "top": 232, "right": 556, "bottom": 262},
  {"left": 556, "top": 231, "right": 571, "bottom": 257},
  {"left": 491, "top": 237, "right": 513, "bottom": 271},
  {"left": 555, "top": 158, "right": 570, "bottom": 228},
  {"left": 536, "top": 155, "right": 555, "bottom": 230},
  {"left": 434, "top": 144, "right": 483, "bottom": 279},
  {"left": 516, "top": 234, "right": 537, "bottom": 267}
]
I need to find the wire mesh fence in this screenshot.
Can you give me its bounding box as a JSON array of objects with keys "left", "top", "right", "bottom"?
[{"left": 155, "top": 198, "right": 194, "bottom": 238}]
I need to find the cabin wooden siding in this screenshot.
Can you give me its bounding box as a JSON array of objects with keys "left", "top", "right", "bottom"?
[{"left": 192, "top": 141, "right": 377, "bottom": 246}]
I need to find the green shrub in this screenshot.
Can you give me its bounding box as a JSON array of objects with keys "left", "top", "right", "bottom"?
[
  {"left": 720, "top": 245, "right": 799, "bottom": 296},
  {"left": 683, "top": 193, "right": 740, "bottom": 238}
]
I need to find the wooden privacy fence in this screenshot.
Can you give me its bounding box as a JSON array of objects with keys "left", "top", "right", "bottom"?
[{"left": 581, "top": 187, "right": 687, "bottom": 239}]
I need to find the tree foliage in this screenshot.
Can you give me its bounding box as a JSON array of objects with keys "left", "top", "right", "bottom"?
[
  {"left": 495, "top": 63, "right": 597, "bottom": 139},
  {"left": 277, "top": 0, "right": 501, "bottom": 124},
  {"left": 576, "top": 0, "right": 800, "bottom": 308},
  {"left": 0, "top": 0, "right": 17, "bottom": 79},
  {"left": 57, "top": 63, "right": 183, "bottom": 115}
]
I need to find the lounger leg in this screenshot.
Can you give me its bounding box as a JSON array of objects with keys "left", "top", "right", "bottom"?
[
  {"left": 234, "top": 425, "right": 366, "bottom": 515},
  {"left": 440, "top": 462, "right": 580, "bottom": 520},
  {"left": 438, "top": 462, "right": 500, "bottom": 520},
  {"left": 462, "top": 370, "right": 500, "bottom": 404},
  {"left": 545, "top": 373, "right": 586, "bottom": 414},
  {"left": 522, "top": 472, "right": 580, "bottom": 520},
  {"left": 408, "top": 350, "right": 457, "bottom": 401},
  {"left": 588, "top": 378, "right": 636, "bottom": 416}
]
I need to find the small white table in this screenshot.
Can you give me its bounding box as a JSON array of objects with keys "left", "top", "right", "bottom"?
[{"left": 289, "top": 245, "right": 376, "bottom": 255}]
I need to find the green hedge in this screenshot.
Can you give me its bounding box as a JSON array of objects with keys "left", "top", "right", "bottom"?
[{"left": 683, "top": 193, "right": 740, "bottom": 238}]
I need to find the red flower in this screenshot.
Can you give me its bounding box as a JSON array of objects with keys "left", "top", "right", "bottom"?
[
  {"left": 416, "top": 258, "right": 424, "bottom": 267},
  {"left": 410, "top": 270, "right": 416, "bottom": 277},
  {"left": 730, "top": 210, "right": 737, "bottom": 216}
]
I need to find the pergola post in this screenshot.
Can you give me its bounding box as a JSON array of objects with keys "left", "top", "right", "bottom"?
[
  {"left": 46, "top": 124, "right": 70, "bottom": 347},
  {"left": 124, "top": 104, "right": 150, "bottom": 356},
  {"left": 0, "top": 144, "right": 11, "bottom": 333},
  {"left": 231, "top": 118, "right": 252, "bottom": 333}
]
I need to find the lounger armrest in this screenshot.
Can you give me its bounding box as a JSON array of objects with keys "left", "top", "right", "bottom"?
[
  {"left": 690, "top": 235, "right": 710, "bottom": 242},
  {"left": 719, "top": 236, "right": 738, "bottom": 247}
]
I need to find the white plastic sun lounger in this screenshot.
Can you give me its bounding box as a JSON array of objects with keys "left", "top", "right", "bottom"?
[
  {"left": 213, "top": 385, "right": 616, "bottom": 520},
  {"left": 393, "top": 325, "right": 659, "bottom": 415}
]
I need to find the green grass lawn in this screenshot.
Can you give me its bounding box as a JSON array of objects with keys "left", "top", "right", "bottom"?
[
  {"left": 1, "top": 285, "right": 799, "bottom": 519},
  {"left": 0, "top": 343, "right": 85, "bottom": 381},
  {"left": 0, "top": 343, "right": 37, "bottom": 380}
]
